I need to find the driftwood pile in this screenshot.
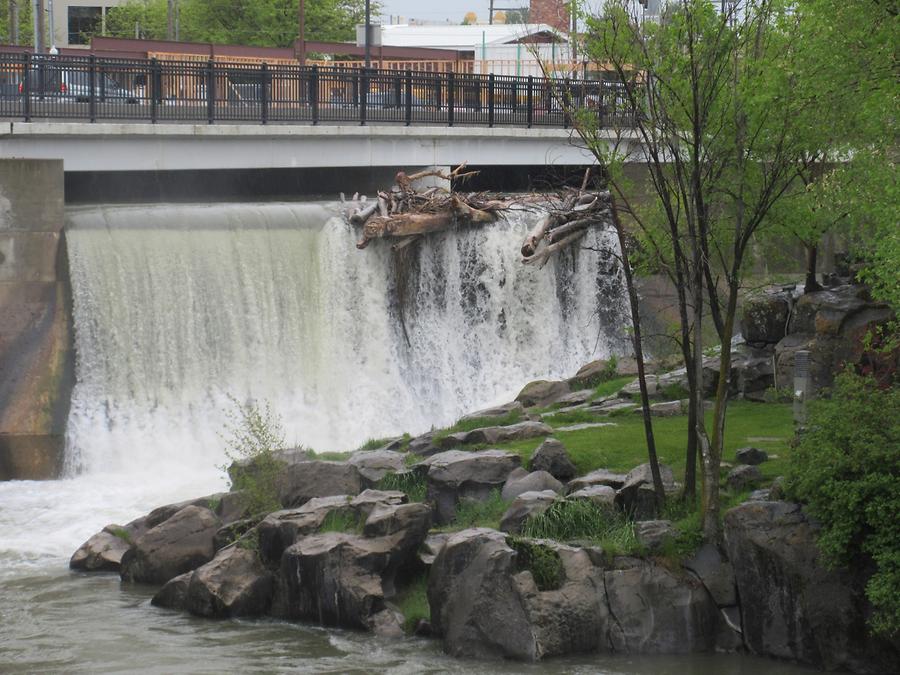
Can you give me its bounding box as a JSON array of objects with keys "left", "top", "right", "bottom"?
[{"left": 342, "top": 164, "right": 613, "bottom": 265}]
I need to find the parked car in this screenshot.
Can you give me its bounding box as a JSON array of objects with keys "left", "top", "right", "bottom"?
[{"left": 17, "top": 63, "right": 138, "bottom": 103}]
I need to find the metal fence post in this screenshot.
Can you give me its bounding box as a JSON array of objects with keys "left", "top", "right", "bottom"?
[
  {"left": 260, "top": 62, "right": 268, "bottom": 124},
  {"left": 360, "top": 67, "right": 368, "bottom": 126},
  {"left": 88, "top": 54, "right": 96, "bottom": 122},
  {"left": 311, "top": 65, "right": 319, "bottom": 125},
  {"left": 526, "top": 75, "right": 533, "bottom": 129},
  {"left": 404, "top": 69, "right": 412, "bottom": 126},
  {"left": 488, "top": 73, "right": 495, "bottom": 128},
  {"left": 447, "top": 71, "right": 454, "bottom": 127},
  {"left": 206, "top": 58, "right": 215, "bottom": 124},
  {"left": 150, "top": 58, "right": 159, "bottom": 124},
  {"left": 563, "top": 77, "right": 570, "bottom": 129},
  {"left": 22, "top": 52, "right": 31, "bottom": 122}
]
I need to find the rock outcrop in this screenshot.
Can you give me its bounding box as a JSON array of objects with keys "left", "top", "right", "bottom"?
[
  {"left": 501, "top": 470, "right": 564, "bottom": 501},
  {"left": 515, "top": 380, "right": 571, "bottom": 408},
  {"left": 276, "top": 460, "right": 364, "bottom": 507},
  {"left": 529, "top": 438, "right": 577, "bottom": 481},
  {"left": 724, "top": 501, "right": 898, "bottom": 673},
  {"left": 499, "top": 490, "right": 558, "bottom": 534},
  {"left": 438, "top": 421, "right": 552, "bottom": 449}
]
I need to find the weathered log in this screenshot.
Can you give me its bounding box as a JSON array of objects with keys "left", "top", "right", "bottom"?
[
  {"left": 522, "top": 229, "right": 587, "bottom": 267},
  {"left": 356, "top": 196, "right": 497, "bottom": 249},
  {"left": 549, "top": 217, "right": 594, "bottom": 244},
  {"left": 521, "top": 213, "right": 556, "bottom": 257},
  {"left": 350, "top": 201, "right": 379, "bottom": 225}
]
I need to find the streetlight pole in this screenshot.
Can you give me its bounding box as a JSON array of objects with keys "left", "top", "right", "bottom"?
[
  {"left": 32, "top": 0, "right": 44, "bottom": 53},
  {"left": 297, "top": 0, "right": 305, "bottom": 65},
  {"left": 364, "top": 0, "right": 371, "bottom": 69}
]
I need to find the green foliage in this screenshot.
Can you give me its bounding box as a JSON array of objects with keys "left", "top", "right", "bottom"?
[
  {"left": 221, "top": 396, "right": 286, "bottom": 518},
  {"left": 236, "top": 528, "right": 261, "bottom": 553},
  {"left": 521, "top": 499, "right": 643, "bottom": 556},
  {"left": 377, "top": 471, "right": 427, "bottom": 503},
  {"left": 660, "top": 383, "right": 690, "bottom": 401},
  {"left": 356, "top": 437, "right": 395, "bottom": 452},
  {"left": 109, "top": 527, "right": 132, "bottom": 544},
  {"left": 105, "top": 0, "right": 374, "bottom": 46},
  {"left": 592, "top": 375, "right": 634, "bottom": 400},
  {"left": 394, "top": 573, "right": 430, "bottom": 632},
  {"left": 318, "top": 507, "right": 364, "bottom": 534},
  {"left": 786, "top": 373, "right": 900, "bottom": 637},
  {"left": 507, "top": 537, "right": 564, "bottom": 591},
  {"left": 763, "top": 386, "right": 794, "bottom": 404},
  {"left": 0, "top": 0, "right": 34, "bottom": 45},
  {"left": 448, "top": 490, "right": 509, "bottom": 531}
]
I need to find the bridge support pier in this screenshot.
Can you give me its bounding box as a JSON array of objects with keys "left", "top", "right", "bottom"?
[{"left": 0, "top": 159, "right": 74, "bottom": 480}]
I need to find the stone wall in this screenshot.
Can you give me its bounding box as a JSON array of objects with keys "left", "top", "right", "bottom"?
[{"left": 0, "top": 159, "right": 74, "bottom": 480}]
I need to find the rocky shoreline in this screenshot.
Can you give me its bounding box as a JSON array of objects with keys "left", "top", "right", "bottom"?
[{"left": 70, "top": 283, "right": 897, "bottom": 673}]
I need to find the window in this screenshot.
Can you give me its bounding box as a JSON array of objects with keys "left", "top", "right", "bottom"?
[{"left": 68, "top": 6, "right": 101, "bottom": 45}]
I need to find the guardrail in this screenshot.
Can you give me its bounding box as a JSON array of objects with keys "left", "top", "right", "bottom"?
[{"left": 0, "top": 51, "right": 634, "bottom": 129}]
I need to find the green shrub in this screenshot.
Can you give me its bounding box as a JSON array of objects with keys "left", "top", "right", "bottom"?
[
  {"left": 109, "top": 527, "right": 132, "bottom": 544},
  {"left": 521, "top": 499, "right": 643, "bottom": 556},
  {"left": 394, "top": 573, "right": 430, "bottom": 632},
  {"left": 221, "top": 396, "right": 286, "bottom": 518},
  {"left": 319, "top": 507, "right": 364, "bottom": 534},
  {"left": 660, "top": 382, "right": 690, "bottom": 401},
  {"left": 785, "top": 372, "right": 900, "bottom": 637},
  {"left": 377, "top": 471, "right": 427, "bottom": 503},
  {"left": 507, "top": 537, "right": 564, "bottom": 591},
  {"left": 450, "top": 490, "right": 509, "bottom": 530}
]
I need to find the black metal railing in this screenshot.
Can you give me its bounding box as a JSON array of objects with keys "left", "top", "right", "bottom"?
[{"left": 0, "top": 51, "right": 635, "bottom": 129}]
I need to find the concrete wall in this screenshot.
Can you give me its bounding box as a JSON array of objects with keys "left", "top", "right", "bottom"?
[{"left": 0, "top": 159, "right": 74, "bottom": 480}]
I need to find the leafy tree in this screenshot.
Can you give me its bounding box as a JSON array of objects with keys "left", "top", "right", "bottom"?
[
  {"left": 786, "top": 372, "right": 900, "bottom": 637},
  {"left": 1, "top": 0, "right": 33, "bottom": 45},
  {"left": 106, "top": 0, "right": 373, "bottom": 46}
]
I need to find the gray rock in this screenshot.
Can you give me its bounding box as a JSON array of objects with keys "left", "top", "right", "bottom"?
[
  {"left": 741, "top": 290, "right": 792, "bottom": 346},
  {"left": 748, "top": 488, "right": 772, "bottom": 501},
  {"left": 724, "top": 501, "right": 898, "bottom": 672},
  {"left": 634, "top": 520, "right": 678, "bottom": 552},
  {"left": 151, "top": 571, "right": 192, "bottom": 611},
  {"left": 257, "top": 495, "right": 355, "bottom": 563},
  {"left": 633, "top": 400, "right": 684, "bottom": 417},
  {"left": 350, "top": 489, "right": 407, "bottom": 517},
  {"left": 501, "top": 471, "right": 564, "bottom": 501},
  {"left": 683, "top": 543, "right": 736, "bottom": 607},
  {"left": 556, "top": 422, "right": 615, "bottom": 432},
  {"left": 428, "top": 529, "right": 608, "bottom": 660},
  {"left": 568, "top": 357, "right": 637, "bottom": 388},
  {"left": 567, "top": 469, "right": 628, "bottom": 493},
  {"left": 588, "top": 399, "right": 638, "bottom": 414},
  {"left": 420, "top": 450, "right": 521, "bottom": 524},
  {"left": 120, "top": 505, "right": 220, "bottom": 585},
  {"left": 515, "top": 380, "right": 571, "bottom": 408},
  {"left": 276, "top": 460, "right": 364, "bottom": 508},
  {"left": 70, "top": 525, "right": 137, "bottom": 572},
  {"left": 184, "top": 545, "right": 274, "bottom": 618},
  {"left": 615, "top": 463, "right": 675, "bottom": 520},
  {"left": 440, "top": 421, "right": 553, "bottom": 448},
  {"left": 735, "top": 447, "right": 768, "bottom": 465},
  {"left": 419, "top": 533, "right": 450, "bottom": 566},
  {"left": 553, "top": 389, "right": 595, "bottom": 406},
  {"left": 621, "top": 376, "right": 660, "bottom": 398},
  {"left": 726, "top": 465, "right": 763, "bottom": 491},
  {"left": 347, "top": 450, "right": 406, "bottom": 483},
  {"left": 568, "top": 485, "right": 616, "bottom": 509},
  {"left": 499, "top": 490, "right": 558, "bottom": 534},
  {"left": 603, "top": 561, "right": 720, "bottom": 654},
  {"left": 408, "top": 431, "right": 439, "bottom": 457},
  {"left": 459, "top": 401, "right": 524, "bottom": 423}
]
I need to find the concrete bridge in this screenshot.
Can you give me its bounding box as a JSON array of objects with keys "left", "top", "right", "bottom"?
[{"left": 0, "top": 121, "right": 637, "bottom": 173}]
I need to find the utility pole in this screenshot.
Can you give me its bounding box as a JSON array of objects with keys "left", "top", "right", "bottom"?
[
  {"left": 364, "top": 0, "right": 371, "bottom": 68},
  {"left": 167, "top": 0, "right": 174, "bottom": 40},
  {"left": 32, "top": 0, "right": 44, "bottom": 52},
  {"left": 8, "top": 1, "right": 18, "bottom": 44},
  {"left": 489, "top": 0, "right": 494, "bottom": 24},
  {"left": 297, "top": 0, "right": 305, "bottom": 65}
]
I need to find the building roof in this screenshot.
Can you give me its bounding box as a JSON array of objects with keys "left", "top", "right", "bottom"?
[{"left": 377, "top": 23, "right": 566, "bottom": 52}]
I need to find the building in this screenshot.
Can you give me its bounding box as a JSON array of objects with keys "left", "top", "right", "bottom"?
[{"left": 47, "top": 0, "right": 131, "bottom": 49}]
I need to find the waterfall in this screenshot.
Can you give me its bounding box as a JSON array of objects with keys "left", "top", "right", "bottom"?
[{"left": 63, "top": 202, "right": 628, "bottom": 476}]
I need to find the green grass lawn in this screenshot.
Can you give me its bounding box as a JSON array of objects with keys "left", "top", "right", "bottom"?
[{"left": 495, "top": 400, "right": 795, "bottom": 480}]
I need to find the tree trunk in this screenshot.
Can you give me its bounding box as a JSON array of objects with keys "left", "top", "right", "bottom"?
[
  {"left": 610, "top": 197, "right": 666, "bottom": 509},
  {"left": 804, "top": 243, "right": 822, "bottom": 293},
  {"left": 357, "top": 197, "right": 496, "bottom": 249}
]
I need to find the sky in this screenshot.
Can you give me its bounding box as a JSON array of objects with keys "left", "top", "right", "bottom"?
[{"left": 375, "top": 1, "right": 530, "bottom": 25}]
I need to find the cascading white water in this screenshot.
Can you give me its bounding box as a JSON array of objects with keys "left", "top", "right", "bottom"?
[{"left": 63, "top": 201, "right": 628, "bottom": 476}]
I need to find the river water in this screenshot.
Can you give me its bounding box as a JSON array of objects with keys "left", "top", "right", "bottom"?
[{"left": 1, "top": 203, "right": 815, "bottom": 673}]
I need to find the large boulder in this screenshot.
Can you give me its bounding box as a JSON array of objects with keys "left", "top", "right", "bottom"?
[
  {"left": 683, "top": 543, "right": 736, "bottom": 608},
  {"left": 735, "top": 447, "right": 768, "bottom": 466},
  {"left": 499, "top": 490, "right": 558, "bottom": 534},
  {"left": 120, "top": 505, "right": 220, "bottom": 585},
  {"left": 568, "top": 485, "right": 616, "bottom": 509},
  {"left": 724, "top": 501, "right": 898, "bottom": 673},
  {"left": 529, "top": 438, "right": 577, "bottom": 481},
  {"left": 615, "top": 463, "right": 676, "bottom": 520},
  {"left": 420, "top": 450, "right": 521, "bottom": 524},
  {"left": 603, "top": 559, "right": 720, "bottom": 654},
  {"left": 567, "top": 469, "right": 628, "bottom": 493},
  {"left": 501, "top": 470, "right": 564, "bottom": 501},
  {"left": 257, "top": 495, "right": 355, "bottom": 564},
  {"left": 634, "top": 520, "right": 678, "bottom": 552},
  {"left": 439, "top": 421, "right": 553, "bottom": 449},
  {"left": 515, "top": 380, "right": 571, "bottom": 408},
  {"left": 726, "top": 465, "right": 763, "bottom": 491},
  {"left": 459, "top": 401, "right": 524, "bottom": 423},
  {"left": 275, "top": 460, "right": 364, "bottom": 508},
  {"left": 183, "top": 545, "right": 274, "bottom": 618},
  {"left": 428, "top": 529, "right": 608, "bottom": 660},
  {"left": 568, "top": 357, "right": 638, "bottom": 389},
  {"left": 347, "top": 450, "right": 406, "bottom": 483},
  {"left": 275, "top": 501, "right": 431, "bottom": 629},
  {"left": 741, "top": 289, "right": 793, "bottom": 346},
  {"left": 70, "top": 524, "right": 141, "bottom": 572},
  {"left": 150, "top": 572, "right": 192, "bottom": 610}
]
